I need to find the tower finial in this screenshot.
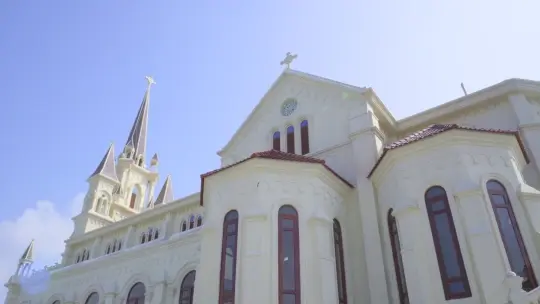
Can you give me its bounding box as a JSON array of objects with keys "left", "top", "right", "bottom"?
[
  {"left": 280, "top": 52, "right": 298, "bottom": 69},
  {"left": 145, "top": 76, "right": 156, "bottom": 89}
]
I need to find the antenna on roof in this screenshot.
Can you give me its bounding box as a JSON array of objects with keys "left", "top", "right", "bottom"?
[{"left": 460, "top": 82, "right": 468, "bottom": 96}]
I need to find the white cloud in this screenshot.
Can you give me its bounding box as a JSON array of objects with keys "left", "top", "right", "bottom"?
[{"left": 0, "top": 193, "right": 85, "bottom": 301}]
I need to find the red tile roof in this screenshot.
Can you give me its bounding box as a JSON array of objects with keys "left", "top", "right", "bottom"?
[
  {"left": 200, "top": 150, "right": 353, "bottom": 206},
  {"left": 367, "top": 124, "right": 529, "bottom": 178}
]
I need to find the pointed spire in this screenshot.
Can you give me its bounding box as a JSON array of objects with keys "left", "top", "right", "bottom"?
[
  {"left": 150, "top": 153, "right": 159, "bottom": 167},
  {"left": 124, "top": 76, "right": 155, "bottom": 161},
  {"left": 154, "top": 175, "right": 173, "bottom": 205},
  {"left": 20, "top": 239, "right": 34, "bottom": 262},
  {"left": 89, "top": 144, "right": 119, "bottom": 181}
]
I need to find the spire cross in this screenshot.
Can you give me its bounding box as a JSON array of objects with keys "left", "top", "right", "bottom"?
[{"left": 145, "top": 76, "right": 156, "bottom": 89}]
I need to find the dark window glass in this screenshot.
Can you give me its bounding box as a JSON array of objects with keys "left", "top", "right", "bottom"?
[
  {"left": 273, "top": 131, "right": 281, "bottom": 150},
  {"left": 487, "top": 180, "right": 538, "bottom": 291},
  {"left": 286, "top": 126, "right": 295, "bottom": 154},
  {"left": 333, "top": 219, "right": 348, "bottom": 304},
  {"left": 182, "top": 221, "right": 187, "bottom": 232},
  {"left": 425, "top": 186, "right": 472, "bottom": 300},
  {"left": 126, "top": 283, "right": 145, "bottom": 304},
  {"left": 85, "top": 293, "right": 99, "bottom": 304},
  {"left": 278, "top": 205, "right": 301, "bottom": 304},
  {"left": 300, "top": 120, "right": 309, "bottom": 155},
  {"left": 219, "top": 210, "right": 239, "bottom": 304},
  {"left": 388, "top": 209, "right": 409, "bottom": 304},
  {"left": 179, "top": 271, "right": 196, "bottom": 304}
]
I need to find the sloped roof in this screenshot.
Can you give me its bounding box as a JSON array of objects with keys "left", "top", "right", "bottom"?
[
  {"left": 200, "top": 150, "right": 353, "bottom": 206},
  {"left": 89, "top": 144, "right": 119, "bottom": 181},
  {"left": 124, "top": 83, "right": 152, "bottom": 160},
  {"left": 154, "top": 175, "right": 173, "bottom": 205},
  {"left": 367, "top": 124, "right": 528, "bottom": 178},
  {"left": 20, "top": 239, "right": 34, "bottom": 261}
]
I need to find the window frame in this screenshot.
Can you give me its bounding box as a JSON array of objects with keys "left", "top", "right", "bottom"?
[
  {"left": 218, "top": 210, "right": 239, "bottom": 304},
  {"left": 486, "top": 179, "right": 538, "bottom": 291},
  {"left": 425, "top": 186, "right": 472, "bottom": 300},
  {"left": 273, "top": 131, "right": 281, "bottom": 151},
  {"left": 278, "top": 205, "right": 301, "bottom": 304},
  {"left": 286, "top": 126, "right": 295, "bottom": 154},
  {"left": 333, "top": 219, "right": 348, "bottom": 304},
  {"left": 126, "top": 282, "right": 146, "bottom": 304},
  {"left": 300, "top": 120, "right": 309, "bottom": 155},
  {"left": 179, "top": 270, "right": 196, "bottom": 304},
  {"left": 387, "top": 209, "right": 409, "bottom": 304}
]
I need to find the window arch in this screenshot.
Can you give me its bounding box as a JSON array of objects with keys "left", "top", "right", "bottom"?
[
  {"left": 273, "top": 131, "right": 281, "bottom": 151},
  {"left": 85, "top": 293, "right": 99, "bottom": 304},
  {"left": 300, "top": 120, "right": 309, "bottom": 155},
  {"left": 286, "top": 126, "right": 295, "bottom": 154},
  {"left": 197, "top": 215, "right": 203, "bottom": 227},
  {"left": 52, "top": 301, "right": 60, "bottom": 304},
  {"left": 181, "top": 220, "right": 187, "bottom": 232},
  {"left": 179, "top": 270, "right": 196, "bottom": 304},
  {"left": 278, "top": 205, "right": 301, "bottom": 304},
  {"left": 333, "top": 219, "right": 348, "bottom": 304},
  {"left": 218, "top": 210, "right": 239, "bottom": 304},
  {"left": 189, "top": 215, "right": 195, "bottom": 229},
  {"left": 487, "top": 180, "right": 538, "bottom": 291},
  {"left": 130, "top": 187, "right": 139, "bottom": 209},
  {"left": 425, "top": 186, "right": 471, "bottom": 300},
  {"left": 127, "top": 282, "right": 146, "bottom": 304},
  {"left": 388, "top": 209, "right": 409, "bottom": 304}
]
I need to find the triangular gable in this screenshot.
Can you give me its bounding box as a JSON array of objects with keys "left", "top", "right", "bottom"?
[{"left": 217, "top": 69, "right": 369, "bottom": 156}]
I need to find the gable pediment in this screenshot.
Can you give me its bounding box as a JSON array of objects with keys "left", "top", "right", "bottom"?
[{"left": 218, "top": 69, "right": 368, "bottom": 161}]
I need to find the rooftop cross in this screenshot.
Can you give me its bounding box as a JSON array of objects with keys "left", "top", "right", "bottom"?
[
  {"left": 145, "top": 76, "right": 156, "bottom": 89},
  {"left": 280, "top": 52, "right": 298, "bottom": 69}
]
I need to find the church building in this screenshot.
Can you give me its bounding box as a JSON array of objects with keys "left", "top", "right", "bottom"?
[{"left": 5, "top": 56, "right": 540, "bottom": 304}]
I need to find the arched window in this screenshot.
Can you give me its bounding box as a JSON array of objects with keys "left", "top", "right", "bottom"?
[
  {"left": 197, "top": 216, "right": 203, "bottom": 227},
  {"left": 388, "top": 209, "right": 409, "bottom": 304},
  {"left": 487, "top": 180, "right": 538, "bottom": 291},
  {"left": 179, "top": 270, "right": 196, "bottom": 304},
  {"left": 76, "top": 254, "right": 81, "bottom": 263},
  {"left": 273, "top": 131, "right": 281, "bottom": 150},
  {"left": 189, "top": 215, "right": 195, "bottom": 229},
  {"left": 300, "top": 120, "right": 309, "bottom": 155},
  {"left": 117, "top": 240, "right": 122, "bottom": 251},
  {"left": 130, "top": 187, "right": 138, "bottom": 209},
  {"left": 106, "top": 244, "right": 111, "bottom": 254},
  {"left": 278, "top": 205, "right": 301, "bottom": 304},
  {"left": 148, "top": 228, "right": 154, "bottom": 241},
  {"left": 425, "top": 186, "right": 471, "bottom": 300},
  {"left": 85, "top": 292, "right": 99, "bottom": 304},
  {"left": 154, "top": 229, "right": 159, "bottom": 240},
  {"left": 333, "top": 219, "right": 348, "bottom": 304},
  {"left": 141, "top": 233, "right": 146, "bottom": 244},
  {"left": 181, "top": 220, "right": 187, "bottom": 232},
  {"left": 52, "top": 300, "right": 60, "bottom": 304},
  {"left": 127, "top": 282, "right": 146, "bottom": 304},
  {"left": 286, "top": 126, "right": 295, "bottom": 154},
  {"left": 218, "top": 210, "right": 239, "bottom": 304}
]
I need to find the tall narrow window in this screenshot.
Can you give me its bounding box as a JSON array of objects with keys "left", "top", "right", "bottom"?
[
  {"left": 300, "top": 120, "right": 310, "bottom": 155},
  {"left": 197, "top": 216, "right": 203, "bottom": 227},
  {"left": 278, "top": 205, "right": 301, "bottom": 304},
  {"left": 487, "top": 180, "right": 538, "bottom": 291},
  {"left": 126, "top": 283, "right": 145, "bottom": 304},
  {"left": 179, "top": 271, "right": 196, "bottom": 304},
  {"left": 85, "top": 293, "right": 99, "bottom": 304},
  {"left": 273, "top": 131, "right": 281, "bottom": 150},
  {"left": 425, "top": 186, "right": 471, "bottom": 300},
  {"left": 181, "top": 221, "right": 187, "bottom": 232},
  {"left": 388, "top": 209, "right": 409, "bottom": 304},
  {"left": 189, "top": 215, "right": 195, "bottom": 229},
  {"left": 333, "top": 219, "right": 348, "bottom": 304},
  {"left": 130, "top": 187, "right": 138, "bottom": 209},
  {"left": 287, "top": 126, "right": 295, "bottom": 154},
  {"left": 219, "top": 210, "right": 239, "bottom": 304}
]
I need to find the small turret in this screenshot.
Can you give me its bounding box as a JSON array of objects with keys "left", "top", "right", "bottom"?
[
  {"left": 17, "top": 239, "right": 34, "bottom": 276},
  {"left": 4, "top": 240, "right": 35, "bottom": 304}
]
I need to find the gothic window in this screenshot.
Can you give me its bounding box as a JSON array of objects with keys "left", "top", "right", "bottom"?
[
  {"left": 76, "top": 254, "right": 81, "bottom": 263},
  {"left": 181, "top": 220, "right": 187, "bottom": 232},
  {"left": 106, "top": 244, "right": 111, "bottom": 254},
  {"left": 148, "top": 228, "right": 154, "bottom": 241},
  {"left": 273, "top": 131, "right": 281, "bottom": 150},
  {"left": 154, "top": 229, "right": 159, "bottom": 240},
  {"left": 286, "top": 126, "right": 295, "bottom": 154},
  {"left": 141, "top": 233, "right": 146, "bottom": 244},
  {"left": 218, "top": 210, "right": 239, "bottom": 304},
  {"left": 333, "top": 219, "right": 348, "bottom": 304},
  {"left": 425, "top": 186, "right": 471, "bottom": 300},
  {"left": 189, "top": 215, "right": 195, "bottom": 229},
  {"left": 179, "top": 270, "right": 196, "bottom": 304},
  {"left": 126, "top": 282, "right": 146, "bottom": 304},
  {"left": 130, "top": 187, "right": 138, "bottom": 209},
  {"left": 85, "top": 292, "right": 99, "bottom": 304},
  {"left": 197, "top": 216, "right": 203, "bottom": 227},
  {"left": 300, "top": 120, "right": 310, "bottom": 155},
  {"left": 52, "top": 301, "right": 60, "bottom": 304},
  {"left": 95, "top": 198, "right": 102, "bottom": 212},
  {"left": 487, "top": 180, "right": 538, "bottom": 291},
  {"left": 278, "top": 205, "right": 301, "bottom": 304},
  {"left": 388, "top": 209, "right": 409, "bottom": 304},
  {"left": 117, "top": 240, "right": 122, "bottom": 251}
]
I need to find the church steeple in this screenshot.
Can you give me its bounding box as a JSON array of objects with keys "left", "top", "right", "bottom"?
[
  {"left": 122, "top": 76, "right": 155, "bottom": 164},
  {"left": 89, "top": 143, "right": 118, "bottom": 182}
]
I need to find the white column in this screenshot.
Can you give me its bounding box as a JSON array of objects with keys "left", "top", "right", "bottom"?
[{"left": 123, "top": 225, "right": 135, "bottom": 248}]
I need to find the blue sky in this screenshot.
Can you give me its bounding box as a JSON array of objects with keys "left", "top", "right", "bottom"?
[{"left": 1, "top": 0, "right": 540, "bottom": 297}]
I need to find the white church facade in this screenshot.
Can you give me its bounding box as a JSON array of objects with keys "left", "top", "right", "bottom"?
[{"left": 5, "top": 60, "right": 540, "bottom": 304}]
